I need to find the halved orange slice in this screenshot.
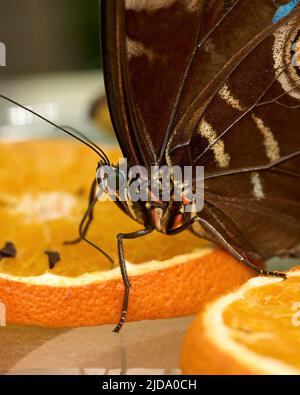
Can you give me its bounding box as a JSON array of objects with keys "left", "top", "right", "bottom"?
[
  {"left": 0, "top": 140, "right": 255, "bottom": 327},
  {"left": 181, "top": 270, "right": 300, "bottom": 375}
]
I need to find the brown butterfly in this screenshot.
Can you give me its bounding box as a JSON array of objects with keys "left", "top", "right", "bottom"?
[{"left": 99, "top": 0, "right": 300, "bottom": 331}]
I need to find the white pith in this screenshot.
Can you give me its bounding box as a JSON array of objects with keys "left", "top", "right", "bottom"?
[{"left": 0, "top": 247, "right": 214, "bottom": 287}]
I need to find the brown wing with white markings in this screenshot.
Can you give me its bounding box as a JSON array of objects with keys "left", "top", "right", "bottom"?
[
  {"left": 102, "top": 0, "right": 279, "bottom": 167},
  {"left": 167, "top": 7, "right": 300, "bottom": 259}
]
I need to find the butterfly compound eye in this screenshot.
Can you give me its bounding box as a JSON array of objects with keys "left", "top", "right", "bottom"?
[{"left": 96, "top": 164, "right": 127, "bottom": 196}]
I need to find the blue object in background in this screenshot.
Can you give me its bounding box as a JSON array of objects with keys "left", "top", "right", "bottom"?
[{"left": 272, "top": 0, "right": 300, "bottom": 23}]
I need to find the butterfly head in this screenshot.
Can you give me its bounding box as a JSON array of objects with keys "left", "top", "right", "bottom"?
[{"left": 96, "top": 162, "right": 126, "bottom": 199}]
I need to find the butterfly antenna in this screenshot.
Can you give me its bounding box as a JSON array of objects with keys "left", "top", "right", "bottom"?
[
  {"left": 59, "top": 125, "right": 110, "bottom": 165},
  {"left": 0, "top": 94, "right": 110, "bottom": 164}
]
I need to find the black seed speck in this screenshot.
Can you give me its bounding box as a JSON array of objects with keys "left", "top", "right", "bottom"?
[
  {"left": 0, "top": 242, "right": 17, "bottom": 259},
  {"left": 45, "top": 250, "right": 61, "bottom": 270}
]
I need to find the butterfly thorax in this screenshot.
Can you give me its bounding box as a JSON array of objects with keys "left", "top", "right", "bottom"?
[{"left": 97, "top": 163, "right": 194, "bottom": 233}]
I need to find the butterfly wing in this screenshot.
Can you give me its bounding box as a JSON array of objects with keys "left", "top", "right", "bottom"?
[
  {"left": 167, "top": 6, "right": 300, "bottom": 259},
  {"left": 102, "top": 0, "right": 278, "bottom": 167},
  {"left": 102, "top": 0, "right": 300, "bottom": 259},
  {"left": 102, "top": 0, "right": 203, "bottom": 167}
]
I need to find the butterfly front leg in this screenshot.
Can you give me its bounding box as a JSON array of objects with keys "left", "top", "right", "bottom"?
[
  {"left": 166, "top": 216, "right": 287, "bottom": 280},
  {"left": 64, "top": 178, "right": 113, "bottom": 264},
  {"left": 114, "top": 227, "right": 153, "bottom": 333},
  {"left": 64, "top": 178, "right": 97, "bottom": 245}
]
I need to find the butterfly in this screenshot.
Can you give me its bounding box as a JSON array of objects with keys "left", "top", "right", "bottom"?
[
  {"left": 97, "top": 0, "right": 300, "bottom": 331},
  {"left": 1, "top": 0, "right": 300, "bottom": 333}
]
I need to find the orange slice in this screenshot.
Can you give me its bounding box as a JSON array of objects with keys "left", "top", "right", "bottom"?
[
  {"left": 0, "top": 140, "right": 255, "bottom": 327},
  {"left": 181, "top": 269, "right": 300, "bottom": 375}
]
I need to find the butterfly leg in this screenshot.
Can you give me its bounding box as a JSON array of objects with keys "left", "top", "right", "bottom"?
[
  {"left": 64, "top": 179, "right": 113, "bottom": 264},
  {"left": 167, "top": 216, "right": 287, "bottom": 279},
  {"left": 113, "top": 227, "right": 153, "bottom": 333},
  {"left": 64, "top": 178, "right": 97, "bottom": 245},
  {"left": 196, "top": 216, "right": 287, "bottom": 279}
]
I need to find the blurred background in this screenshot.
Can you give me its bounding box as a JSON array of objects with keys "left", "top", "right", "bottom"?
[{"left": 0, "top": 0, "right": 115, "bottom": 142}]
